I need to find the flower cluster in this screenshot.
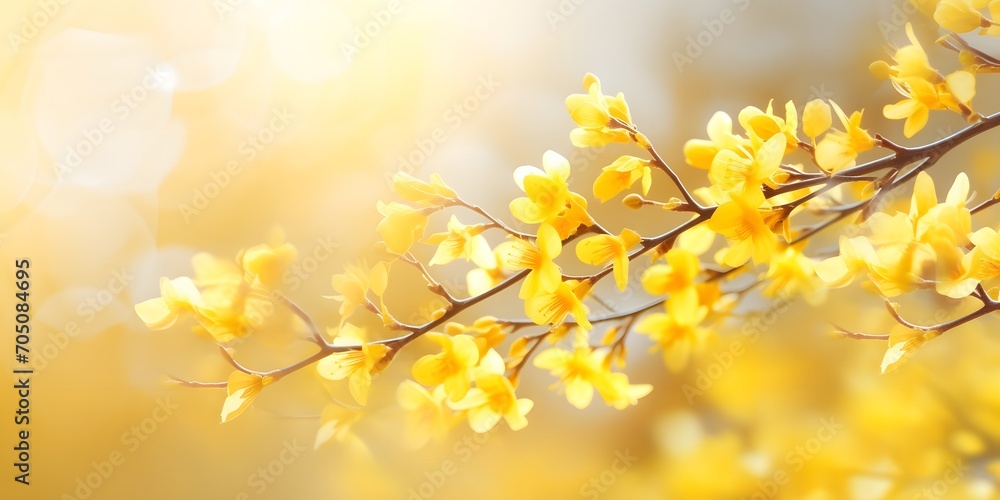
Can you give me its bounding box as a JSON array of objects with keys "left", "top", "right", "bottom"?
[{"left": 133, "top": 1, "right": 1000, "bottom": 458}]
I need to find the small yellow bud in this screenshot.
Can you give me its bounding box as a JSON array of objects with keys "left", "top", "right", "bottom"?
[{"left": 622, "top": 193, "right": 645, "bottom": 209}]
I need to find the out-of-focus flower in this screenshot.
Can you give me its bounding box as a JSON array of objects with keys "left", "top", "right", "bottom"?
[
  {"left": 565, "top": 73, "right": 633, "bottom": 147},
  {"left": 134, "top": 276, "right": 205, "bottom": 330},
  {"left": 935, "top": 0, "right": 985, "bottom": 32},
  {"left": 575, "top": 228, "right": 642, "bottom": 290},
  {"left": 376, "top": 201, "right": 430, "bottom": 254},
  {"left": 466, "top": 244, "right": 511, "bottom": 297},
  {"left": 533, "top": 333, "right": 606, "bottom": 409},
  {"left": 636, "top": 289, "right": 711, "bottom": 371},
  {"left": 317, "top": 332, "right": 392, "bottom": 406},
  {"left": 967, "top": 225, "right": 1000, "bottom": 280},
  {"left": 816, "top": 236, "right": 878, "bottom": 288},
  {"left": 327, "top": 261, "right": 389, "bottom": 328},
  {"left": 763, "top": 246, "right": 826, "bottom": 304},
  {"left": 220, "top": 371, "right": 273, "bottom": 423},
  {"left": 534, "top": 330, "right": 653, "bottom": 410},
  {"left": 881, "top": 324, "right": 940, "bottom": 374},
  {"left": 392, "top": 172, "right": 457, "bottom": 205},
  {"left": 240, "top": 231, "right": 298, "bottom": 288},
  {"left": 411, "top": 333, "right": 481, "bottom": 402},
  {"left": 815, "top": 101, "right": 875, "bottom": 172},
  {"left": 642, "top": 248, "right": 701, "bottom": 296},
  {"left": 396, "top": 381, "right": 458, "bottom": 449},
  {"left": 313, "top": 403, "right": 366, "bottom": 453},
  {"left": 449, "top": 373, "right": 533, "bottom": 432}
]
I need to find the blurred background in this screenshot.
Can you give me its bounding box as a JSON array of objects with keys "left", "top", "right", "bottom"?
[{"left": 2, "top": 0, "right": 1000, "bottom": 498}]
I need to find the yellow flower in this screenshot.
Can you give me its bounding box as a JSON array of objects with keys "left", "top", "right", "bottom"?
[
  {"left": 534, "top": 332, "right": 652, "bottom": 409},
  {"left": 328, "top": 261, "right": 389, "bottom": 328},
  {"left": 968, "top": 226, "right": 1000, "bottom": 280},
  {"left": 636, "top": 290, "right": 710, "bottom": 371},
  {"left": 881, "top": 324, "right": 940, "bottom": 374},
  {"left": 533, "top": 335, "right": 605, "bottom": 409},
  {"left": 593, "top": 156, "right": 652, "bottom": 203},
  {"left": 424, "top": 215, "right": 493, "bottom": 268},
  {"left": 883, "top": 78, "right": 938, "bottom": 138},
  {"left": 376, "top": 201, "right": 431, "bottom": 254},
  {"left": 816, "top": 236, "right": 878, "bottom": 287},
  {"left": 220, "top": 371, "right": 274, "bottom": 423},
  {"left": 549, "top": 192, "right": 595, "bottom": 239},
  {"left": 565, "top": 73, "right": 633, "bottom": 148},
  {"left": 676, "top": 219, "right": 717, "bottom": 256},
  {"left": 575, "top": 228, "right": 643, "bottom": 290},
  {"left": 708, "top": 189, "right": 779, "bottom": 267},
  {"left": 445, "top": 317, "right": 507, "bottom": 359},
  {"left": 593, "top": 371, "right": 653, "bottom": 410},
  {"left": 316, "top": 335, "right": 392, "bottom": 406},
  {"left": 510, "top": 150, "right": 572, "bottom": 224},
  {"left": 239, "top": 231, "right": 298, "bottom": 288},
  {"left": 737, "top": 100, "right": 798, "bottom": 153},
  {"left": 869, "top": 23, "right": 940, "bottom": 83},
  {"left": 448, "top": 373, "right": 534, "bottom": 432},
  {"left": 134, "top": 276, "right": 205, "bottom": 330},
  {"left": 190, "top": 253, "right": 270, "bottom": 342},
  {"left": 525, "top": 279, "right": 593, "bottom": 330},
  {"left": 396, "top": 381, "right": 457, "bottom": 449},
  {"left": 935, "top": 0, "right": 985, "bottom": 32},
  {"left": 392, "top": 172, "right": 457, "bottom": 206},
  {"left": 815, "top": 101, "right": 875, "bottom": 172},
  {"left": 411, "top": 333, "right": 481, "bottom": 402},
  {"left": 762, "top": 246, "right": 825, "bottom": 305},
  {"left": 683, "top": 111, "right": 750, "bottom": 170},
  {"left": 984, "top": 1, "right": 1000, "bottom": 35},
  {"left": 501, "top": 224, "right": 562, "bottom": 300},
  {"left": 884, "top": 72, "right": 975, "bottom": 138},
  {"left": 466, "top": 245, "right": 510, "bottom": 297},
  {"left": 709, "top": 133, "right": 786, "bottom": 193},
  {"left": 642, "top": 248, "right": 701, "bottom": 297},
  {"left": 802, "top": 99, "right": 832, "bottom": 141}
]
